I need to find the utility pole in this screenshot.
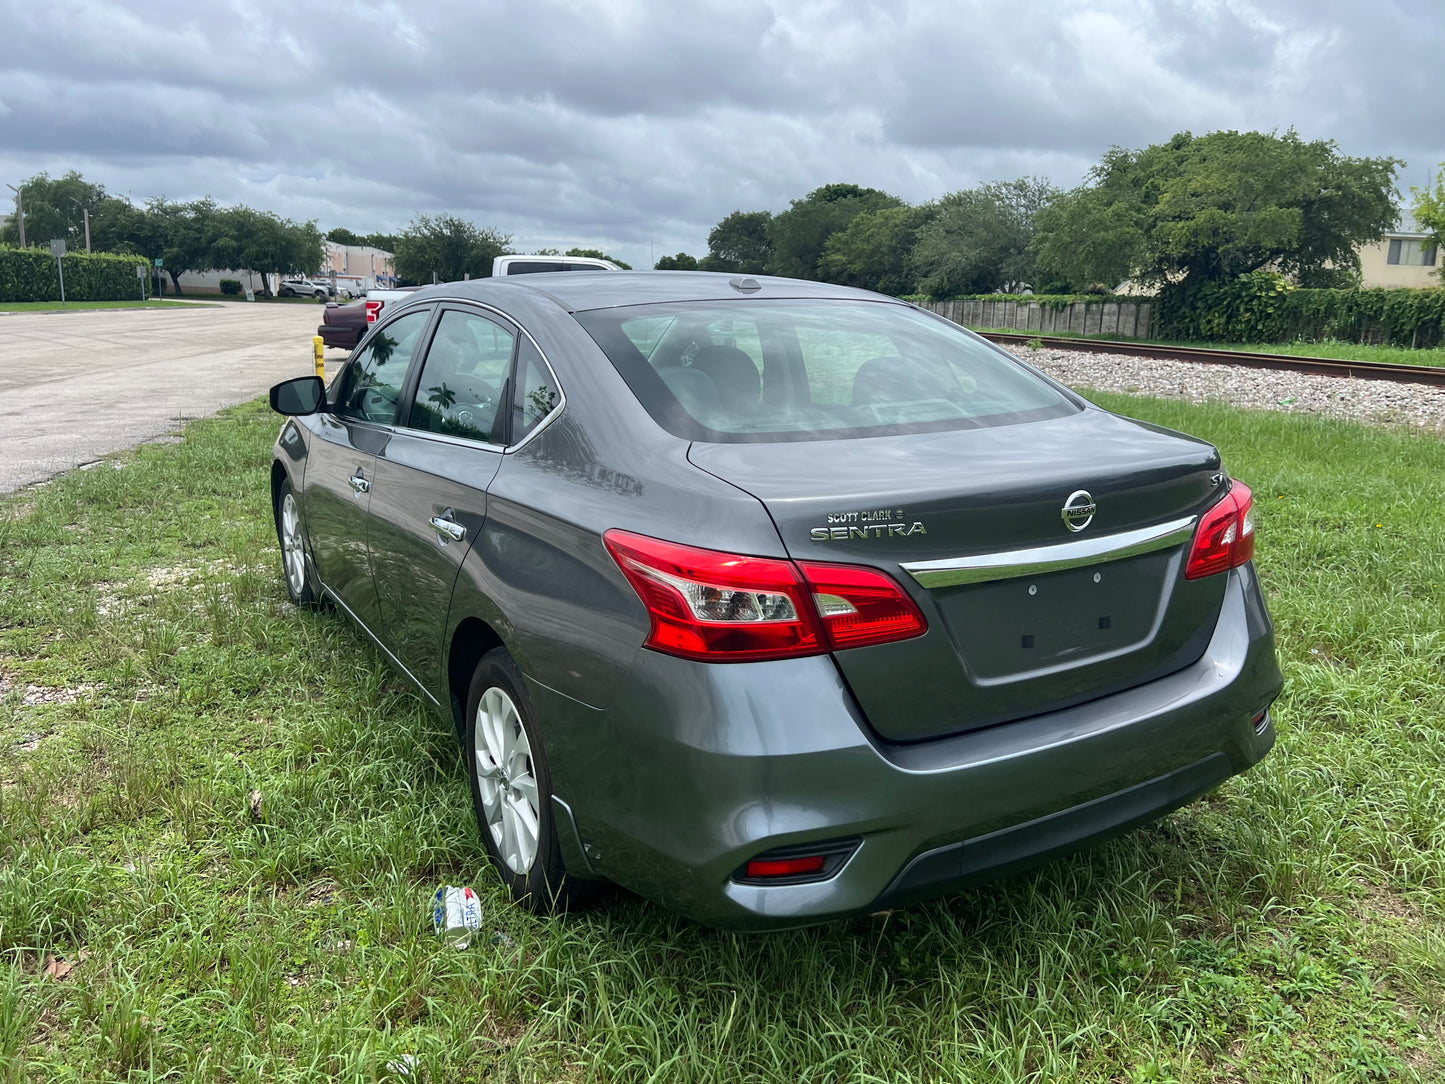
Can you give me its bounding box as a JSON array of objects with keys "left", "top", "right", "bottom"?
[
  {"left": 5, "top": 183, "right": 25, "bottom": 248},
  {"left": 69, "top": 198, "right": 92, "bottom": 252}
]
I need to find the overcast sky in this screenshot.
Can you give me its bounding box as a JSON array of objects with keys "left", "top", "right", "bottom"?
[{"left": 2, "top": 0, "right": 1441, "bottom": 268}]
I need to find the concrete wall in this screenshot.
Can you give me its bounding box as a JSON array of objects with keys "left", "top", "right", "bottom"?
[
  {"left": 1358, "top": 233, "right": 1440, "bottom": 289},
  {"left": 923, "top": 297, "right": 1155, "bottom": 339}
]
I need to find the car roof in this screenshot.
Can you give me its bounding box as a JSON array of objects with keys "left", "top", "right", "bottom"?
[{"left": 394, "top": 271, "right": 894, "bottom": 314}]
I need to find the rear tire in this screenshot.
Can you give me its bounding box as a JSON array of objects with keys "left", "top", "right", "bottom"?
[
  {"left": 274, "top": 478, "right": 320, "bottom": 607},
  {"left": 464, "top": 648, "right": 592, "bottom": 912}
]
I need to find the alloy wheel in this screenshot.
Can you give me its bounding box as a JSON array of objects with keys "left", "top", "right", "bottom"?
[
  {"left": 472, "top": 686, "right": 541, "bottom": 875},
  {"left": 280, "top": 491, "right": 306, "bottom": 598}
]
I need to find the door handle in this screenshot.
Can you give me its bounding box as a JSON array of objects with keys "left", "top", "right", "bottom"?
[
  {"left": 430, "top": 515, "right": 466, "bottom": 543},
  {"left": 348, "top": 471, "right": 371, "bottom": 495}
]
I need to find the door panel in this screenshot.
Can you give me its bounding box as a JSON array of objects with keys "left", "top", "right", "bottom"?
[
  {"left": 369, "top": 307, "right": 514, "bottom": 693},
  {"left": 303, "top": 415, "right": 390, "bottom": 627},
  {"left": 304, "top": 306, "right": 436, "bottom": 635}
]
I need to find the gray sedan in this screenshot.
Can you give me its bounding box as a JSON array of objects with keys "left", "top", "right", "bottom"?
[{"left": 268, "top": 272, "right": 1282, "bottom": 929}]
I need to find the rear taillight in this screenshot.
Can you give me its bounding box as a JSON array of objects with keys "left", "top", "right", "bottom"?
[
  {"left": 603, "top": 530, "right": 926, "bottom": 662},
  {"left": 365, "top": 299, "right": 383, "bottom": 323},
  {"left": 1185, "top": 480, "right": 1255, "bottom": 580}
]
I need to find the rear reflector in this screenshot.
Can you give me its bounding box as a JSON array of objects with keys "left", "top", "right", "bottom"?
[
  {"left": 745, "top": 855, "right": 827, "bottom": 879},
  {"left": 603, "top": 530, "right": 926, "bottom": 662},
  {"left": 1185, "top": 480, "right": 1255, "bottom": 580},
  {"left": 733, "top": 837, "right": 861, "bottom": 885}
]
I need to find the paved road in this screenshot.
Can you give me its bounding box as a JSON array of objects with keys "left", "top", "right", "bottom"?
[{"left": 0, "top": 304, "right": 331, "bottom": 493}]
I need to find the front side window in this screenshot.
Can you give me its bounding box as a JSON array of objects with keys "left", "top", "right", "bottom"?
[
  {"left": 575, "top": 299, "right": 1078, "bottom": 443},
  {"left": 335, "top": 308, "right": 432, "bottom": 423},
  {"left": 405, "top": 309, "right": 515, "bottom": 443}
]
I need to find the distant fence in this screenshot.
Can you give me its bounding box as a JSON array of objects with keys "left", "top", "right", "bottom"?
[{"left": 923, "top": 298, "right": 1155, "bottom": 340}]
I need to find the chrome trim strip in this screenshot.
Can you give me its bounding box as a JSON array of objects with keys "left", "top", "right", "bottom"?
[
  {"left": 321, "top": 585, "right": 440, "bottom": 705},
  {"left": 900, "top": 515, "right": 1197, "bottom": 589}
]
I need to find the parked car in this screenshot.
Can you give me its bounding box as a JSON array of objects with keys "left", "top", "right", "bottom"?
[
  {"left": 492, "top": 254, "right": 621, "bottom": 275},
  {"left": 269, "top": 272, "right": 1282, "bottom": 929},
  {"left": 317, "top": 300, "right": 367, "bottom": 349},
  {"left": 279, "top": 277, "right": 331, "bottom": 299}
]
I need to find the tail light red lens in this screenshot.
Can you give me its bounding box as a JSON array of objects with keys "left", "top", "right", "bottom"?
[
  {"left": 1185, "top": 480, "right": 1255, "bottom": 580},
  {"left": 603, "top": 530, "right": 926, "bottom": 662},
  {"left": 365, "top": 299, "right": 383, "bottom": 323},
  {"left": 798, "top": 561, "right": 931, "bottom": 650}
]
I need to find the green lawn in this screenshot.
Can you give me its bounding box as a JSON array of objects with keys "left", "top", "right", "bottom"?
[
  {"left": 0, "top": 300, "right": 205, "bottom": 313},
  {"left": 200, "top": 294, "right": 332, "bottom": 305},
  {"left": 971, "top": 327, "right": 1445, "bottom": 369},
  {"left": 1, "top": 396, "right": 1443, "bottom": 1081}
]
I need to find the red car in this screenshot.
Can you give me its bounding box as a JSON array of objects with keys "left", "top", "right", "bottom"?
[{"left": 317, "top": 301, "right": 367, "bottom": 350}]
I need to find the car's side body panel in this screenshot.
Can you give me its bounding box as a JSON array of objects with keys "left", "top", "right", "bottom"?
[
  {"left": 300, "top": 414, "right": 391, "bottom": 629},
  {"left": 369, "top": 433, "right": 500, "bottom": 695}
]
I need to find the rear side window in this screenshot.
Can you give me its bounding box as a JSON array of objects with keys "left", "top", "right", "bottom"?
[
  {"left": 575, "top": 299, "right": 1078, "bottom": 443},
  {"left": 334, "top": 308, "right": 432, "bottom": 423},
  {"left": 405, "top": 309, "right": 515, "bottom": 443},
  {"left": 512, "top": 339, "right": 561, "bottom": 441}
]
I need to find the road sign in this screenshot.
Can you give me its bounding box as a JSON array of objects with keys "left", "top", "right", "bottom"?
[
  {"left": 136, "top": 265, "right": 146, "bottom": 278},
  {"left": 50, "top": 239, "right": 66, "bottom": 257},
  {"left": 154, "top": 257, "right": 163, "bottom": 268}
]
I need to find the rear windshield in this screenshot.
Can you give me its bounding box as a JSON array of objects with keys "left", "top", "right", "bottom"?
[{"left": 573, "top": 299, "right": 1079, "bottom": 443}]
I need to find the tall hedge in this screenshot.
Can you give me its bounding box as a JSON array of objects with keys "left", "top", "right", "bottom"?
[
  {"left": 1158, "top": 272, "right": 1445, "bottom": 348},
  {"left": 0, "top": 246, "right": 149, "bottom": 302}
]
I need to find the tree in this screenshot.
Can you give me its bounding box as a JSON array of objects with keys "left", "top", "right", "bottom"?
[
  {"left": 361, "top": 232, "right": 401, "bottom": 253},
  {"left": 654, "top": 252, "right": 699, "bottom": 270},
  {"left": 1411, "top": 164, "right": 1445, "bottom": 279},
  {"left": 89, "top": 196, "right": 160, "bottom": 257},
  {"left": 818, "top": 205, "right": 934, "bottom": 295},
  {"left": 699, "top": 210, "right": 772, "bottom": 273},
  {"left": 392, "top": 214, "right": 511, "bottom": 283},
  {"left": 565, "top": 247, "right": 631, "bottom": 269},
  {"left": 1033, "top": 130, "right": 1401, "bottom": 292},
  {"left": 909, "top": 178, "right": 1060, "bottom": 297},
  {"left": 0, "top": 170, "right": 108, "bottom": 248},
  {"left": 326, "top": 227, "right": 364, "bottom": 246},
  {"left": 767, "top": 185, "right": 904, "bottom": 280},
  {"left": 211, "top": 205, "right": 324, "bottom": 296}
]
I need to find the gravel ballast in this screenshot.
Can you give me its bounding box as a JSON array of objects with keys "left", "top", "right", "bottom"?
[{"left": 1004, "top": 345, "right": 1445, "bottom": 434}]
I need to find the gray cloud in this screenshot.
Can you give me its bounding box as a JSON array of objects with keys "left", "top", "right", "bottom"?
[{"left": 0, "top": 0, "right": 1439, "bottom": 267}]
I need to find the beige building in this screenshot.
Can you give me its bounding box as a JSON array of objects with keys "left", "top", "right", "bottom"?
[
  {"left": 322, "top": 242, "right": 397, "bottom": 285},
  {"left": 1358, "top": 229, "right": 1439, "bottom": 289}
]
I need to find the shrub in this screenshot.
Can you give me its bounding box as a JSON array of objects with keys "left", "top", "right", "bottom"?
[
  {"left": 1158, "top": 274, "right": 1445, "bottom": 347},
  {"left": 0, "top": 246, "right": 148, "bottom": 302},
  {"left": 219, "top": 279, "right": 242, "bottom": 295}
]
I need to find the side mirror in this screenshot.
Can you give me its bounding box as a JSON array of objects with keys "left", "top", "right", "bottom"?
[{"left": 270, "top": 375, "right": 327, "bottom": 416}]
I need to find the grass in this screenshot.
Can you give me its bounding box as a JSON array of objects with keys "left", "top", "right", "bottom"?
[
  {"left": 0, "top": 300, "right": 204, "bottom": 313},
  {"left": 1, "top": 394, "right": 1444, "bottom": 1081},
  {"left": 200, "top": 294, "right": 335, "bottom": 305},
  {"left": 969, "top": 327, "right": 1445, "bottom": 369}
]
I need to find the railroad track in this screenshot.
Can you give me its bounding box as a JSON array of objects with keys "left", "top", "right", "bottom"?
[{"left": 978, "top": 332, "right": 1445, "bottom": 389}]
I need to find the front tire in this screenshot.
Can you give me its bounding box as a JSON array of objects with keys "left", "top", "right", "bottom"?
[
  {"left": 464, "top": 648, "right": 589, "bottom": 911},
  {"left": 274, "top": 478, "right": 319, "bottom": 607}
]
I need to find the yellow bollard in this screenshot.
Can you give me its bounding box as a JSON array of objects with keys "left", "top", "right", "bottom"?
[{"left": 312, "top": 335, "right": 325, "bottom": 380}]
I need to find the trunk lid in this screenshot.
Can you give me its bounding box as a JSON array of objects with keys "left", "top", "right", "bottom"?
[{"left": 688, "top": 408, "right": 1231, "bottom": 743}]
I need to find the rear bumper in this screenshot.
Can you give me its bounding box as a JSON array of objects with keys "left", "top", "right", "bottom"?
[{"left": 537, "top": 564, "right": 1281, "bottom": 930}]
